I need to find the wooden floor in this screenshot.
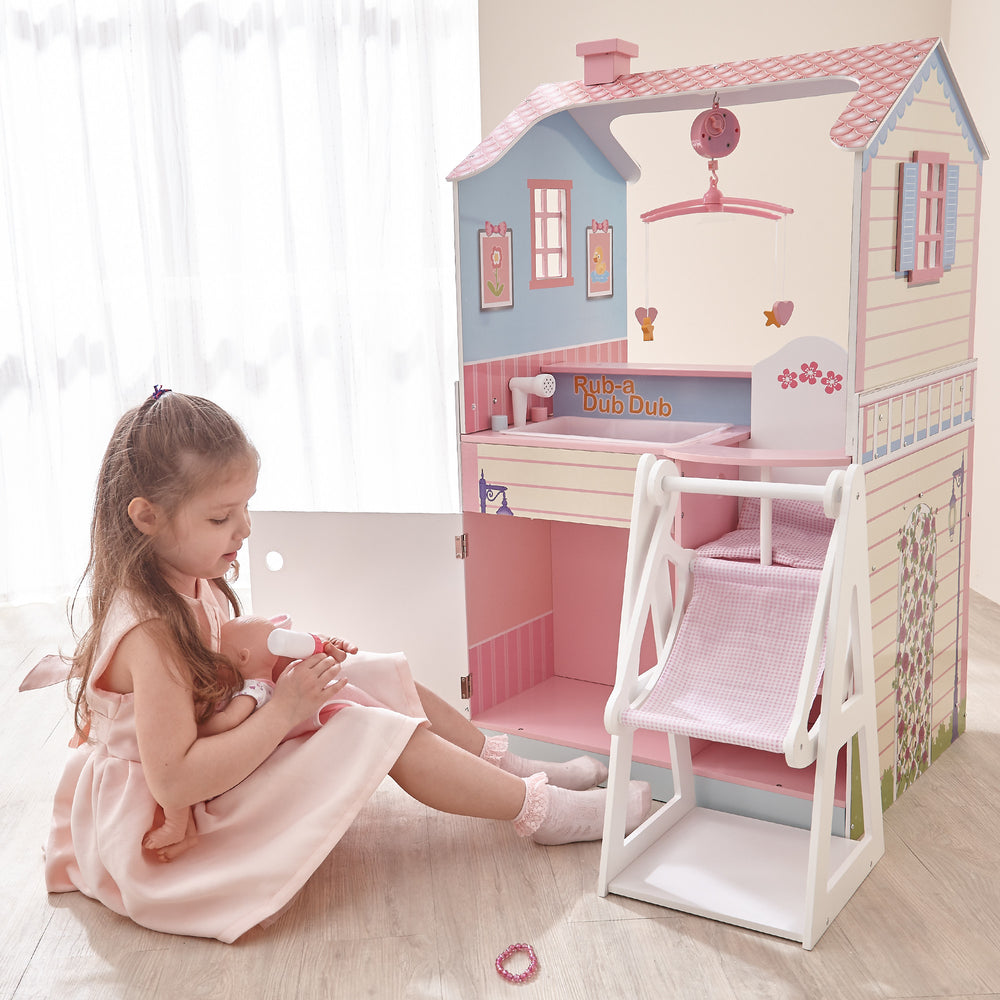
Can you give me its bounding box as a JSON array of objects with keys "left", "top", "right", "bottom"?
[{"left": 3, "top": 594, "right": 1000, "bottom": 1000}]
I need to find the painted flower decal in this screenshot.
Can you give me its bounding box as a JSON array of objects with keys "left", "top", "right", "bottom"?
[
  {"left": 822, "top": 370, "right": 843, "bottom": 394},
  {"left": 487, "top": 245, "right": 504, "bottom": 298},
  {"left": 778, "top": 361, "right": 844, "bottom": 395},
  {"left": 893, "top": 502, "right": 937, "bottom": 798},
  {"left": 800, "top": 361, "right": 821, "bottom": 385}
]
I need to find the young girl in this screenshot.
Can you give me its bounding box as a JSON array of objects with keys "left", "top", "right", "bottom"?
[{"left": 46, "top": 389, "right": 650, "bottom": 942}]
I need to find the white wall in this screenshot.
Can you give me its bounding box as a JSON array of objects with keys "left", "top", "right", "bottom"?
[
  {"left": 477, "top": 0, "right": 1000, "bottom": 602},
  {"left": 949, "top": 0, "right": 999, "bottom": 604}
]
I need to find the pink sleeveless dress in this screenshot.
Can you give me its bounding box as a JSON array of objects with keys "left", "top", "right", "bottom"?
[{"left": 43, "top": 581, "right": 427, "bottom": 942}]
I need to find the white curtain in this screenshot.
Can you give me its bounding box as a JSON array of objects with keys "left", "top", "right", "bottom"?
[{"left": 0, "top": 0, "right": 479, "bottom": 603}]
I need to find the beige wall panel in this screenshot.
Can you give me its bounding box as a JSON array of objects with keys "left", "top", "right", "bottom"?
[
  {"left": 878, "top": 77, "right": 973, "bottom": 156},
  {"left": 487, "top": 487, "right": 632, "bottom": 526},
  {"left": 865, "top": 296, "right": 971, "bottom": 341},
  {"left": 475, "top": 443, "right": 638, "bottom": 472},
  {"left": 473, "top": 445, "right": 640, "bottom": 525},
  {"left": 895, "top": 98, "right": 973, "bottom": 137},
  {"left": 863, "top": 340, "right": 971, "bottom": 387},
  {"left": 865, "top": 265, "right": 972, "bottom": 309},
  {"left": 865, "top": 217, "right": 898, "bottom": 258},
  {"left": 957, "top": 185, "right": 979, "bottom": 215},
  {"left": 863, "top": 244, "right": 901, "bottom": 284}
]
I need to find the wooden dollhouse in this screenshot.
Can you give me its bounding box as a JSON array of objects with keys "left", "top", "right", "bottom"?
[
  {"left": 440, "top": 35, "right": 985, "bottom": 825},
  {"left": 250, "top": 38, "right": 985, "bottom": 846}
]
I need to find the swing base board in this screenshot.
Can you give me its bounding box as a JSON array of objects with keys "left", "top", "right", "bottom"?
[{"left": 605, "top": 806, "right": 857, "bottom": 943}]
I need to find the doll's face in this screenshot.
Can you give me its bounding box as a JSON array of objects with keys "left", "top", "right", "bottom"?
[{"left": 220, "top": 615, "right": 288, "bottom": 680}]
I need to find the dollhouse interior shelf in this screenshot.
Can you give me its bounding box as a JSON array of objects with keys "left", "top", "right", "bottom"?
[{"left": 472, "top": 675, "right": 845, "bottom": 807}]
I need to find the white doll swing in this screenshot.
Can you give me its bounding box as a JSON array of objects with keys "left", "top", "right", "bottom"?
[{"left": 597, "top": 451, "right": 884, "bottom": 949}]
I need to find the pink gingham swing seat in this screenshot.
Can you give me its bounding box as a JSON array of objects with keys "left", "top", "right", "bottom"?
[{"left": 619, "top": 557, "right": 826, "bottom": 754}]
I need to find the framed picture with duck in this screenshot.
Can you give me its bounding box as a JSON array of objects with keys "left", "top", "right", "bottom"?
[{"left": 586, "top": 220, "right": 613, "bottom": 299}]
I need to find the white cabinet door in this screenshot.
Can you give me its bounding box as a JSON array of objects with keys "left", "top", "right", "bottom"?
[{"left": 247, "top": 511, "right": 470, "bottom": 714}]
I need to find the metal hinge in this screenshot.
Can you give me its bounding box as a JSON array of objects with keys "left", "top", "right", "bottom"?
[
  {"left": 460, "top": 674, "right": 473, "bottom": 700},
  {"left": 455, "top": 533, "right": 469, "bottom": 559}
]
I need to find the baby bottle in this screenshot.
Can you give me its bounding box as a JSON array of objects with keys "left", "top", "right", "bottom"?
[{"left": 267, "top": 628, "right": 326, "bottom": 659}]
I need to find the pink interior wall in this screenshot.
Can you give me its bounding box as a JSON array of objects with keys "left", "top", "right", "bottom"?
[
  {"left": 676, "top": 460, "right": 740, "bottom": 548},
  {"left": 548, "top": 500, "right": 737, "bottom": 685},
  {"left": 463, "top": 512, "right": 555, "bottom": 715},
  {"left": 551, "top": 520, "right": 644, "bottom": 684},
  {"left": 463, "top": 512, "right": 552, "bottom": 645},
  {"left": 467, "top": 615, "right": 555, "bottom": 717}
]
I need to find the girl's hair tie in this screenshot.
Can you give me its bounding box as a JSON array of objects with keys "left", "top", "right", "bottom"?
[{"left": 151, "top": 385, "right": 172, "bottom": 401}]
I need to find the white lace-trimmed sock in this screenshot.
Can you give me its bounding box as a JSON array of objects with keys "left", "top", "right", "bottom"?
[
  {"left": 481, "top": 733, "right": 609, "bottom": 790},
  {"left": 512, "top": 772, "right": 652, "bottom": 846}
]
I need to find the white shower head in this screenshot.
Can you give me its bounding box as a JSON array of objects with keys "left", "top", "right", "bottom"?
[
  {"left": 509, "top": 373, "right": 556, "bottom": 398},
  {"left": 509, "top": 373, "right": 556, "bottom": 427}
]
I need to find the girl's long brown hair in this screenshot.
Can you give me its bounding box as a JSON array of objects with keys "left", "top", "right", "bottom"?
[{"left": 70, "top": 391, "right": 259, "bottom": 739}]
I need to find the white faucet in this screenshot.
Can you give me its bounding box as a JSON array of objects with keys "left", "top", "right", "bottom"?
[{"left": 509, "top": 373, "right": 556, "bottom": 428}]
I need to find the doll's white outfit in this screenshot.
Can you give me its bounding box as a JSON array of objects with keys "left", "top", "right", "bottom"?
[{"left": 43, "top": 580, "right": 427, "bottom": 942}]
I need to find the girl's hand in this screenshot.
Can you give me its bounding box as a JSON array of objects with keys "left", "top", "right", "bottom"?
[
  {"left": 271, "top": 652, "right": 348, "bottom": 724},
  {"left": 322, "top": 636, "right": 359, "bottom": 660}
]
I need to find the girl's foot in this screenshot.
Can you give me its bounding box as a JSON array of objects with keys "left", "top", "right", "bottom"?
[
  {"left": 481, "top": 733, "right": 609, "bottom": 791},
  {"left": 512, "top": 772, "right": 652, "bottom": 846}
]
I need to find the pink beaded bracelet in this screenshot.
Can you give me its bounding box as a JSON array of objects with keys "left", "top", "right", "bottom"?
[{"left": 495, "top": 943, "right": 539, "bottom": 984}]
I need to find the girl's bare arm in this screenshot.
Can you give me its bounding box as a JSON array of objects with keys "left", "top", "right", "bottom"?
[
  {"left": 196, "top": 695, "right": 256, "bottom": 736},
  {"left": 119, "top": 622, "right": 346, "bottom": 810}
]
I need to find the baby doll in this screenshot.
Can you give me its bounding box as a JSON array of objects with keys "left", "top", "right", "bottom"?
[{"left": 142, "top": 616, "right": 354, "bottom": 860}]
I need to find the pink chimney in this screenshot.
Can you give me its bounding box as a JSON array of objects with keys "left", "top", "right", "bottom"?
[{"left": 575, "top": 38, "right": 639, "bottom": 86}]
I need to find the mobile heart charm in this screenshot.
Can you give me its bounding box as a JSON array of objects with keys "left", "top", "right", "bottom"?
[
  {"left": 764, "top": 300, "right": 794, "bottom": 328},
  {"left": 635, "top": 306, "right": 658, "bottom": 341}
]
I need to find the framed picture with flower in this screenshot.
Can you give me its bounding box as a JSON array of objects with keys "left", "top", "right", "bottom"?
[
  {"left": 586, "top": 220, "right": 613, "bottom": 299},
  {"left": 479, "top": 223, "right": 513, "bottom": 310}
]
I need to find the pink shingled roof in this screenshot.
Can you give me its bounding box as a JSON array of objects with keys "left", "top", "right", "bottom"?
[{"left": 448, "top": 38, "right": 938, "bottom": 181}]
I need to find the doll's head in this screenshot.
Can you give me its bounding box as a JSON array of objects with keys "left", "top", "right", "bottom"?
[{"left": 219, "top": 615, "right": 294, "bottom": 682}]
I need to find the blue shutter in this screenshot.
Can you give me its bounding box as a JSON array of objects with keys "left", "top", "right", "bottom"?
[
  {"left": 896, "top": 161, "right": 918, "bottom": 274},
  {"left": 943, "top": 164, "right": 960, "bottom": 270}
]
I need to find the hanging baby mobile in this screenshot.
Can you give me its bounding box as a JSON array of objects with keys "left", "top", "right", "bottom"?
[{"left": 636, "top": 96, "right": 795, "bottom": 340}]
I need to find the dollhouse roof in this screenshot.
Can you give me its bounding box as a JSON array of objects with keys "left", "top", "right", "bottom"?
[{"left": 448, "top": 38, "right": 983, "bottom": 183}]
